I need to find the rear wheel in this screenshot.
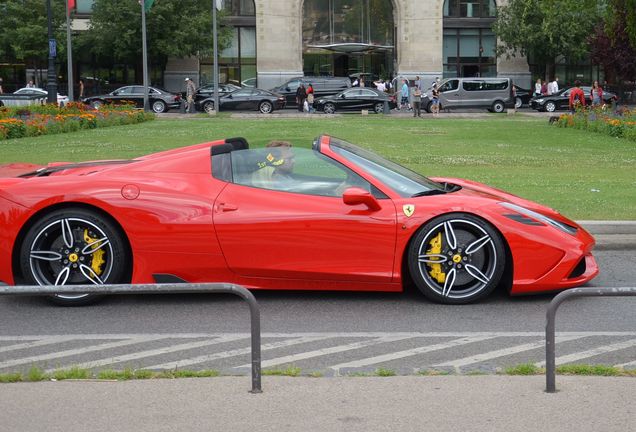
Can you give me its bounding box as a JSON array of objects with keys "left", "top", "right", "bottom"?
[
  {"left": 374, "top": 102, "right": 385, "bottom": 114},
  {"left": 152, "top": 100, "right": 167, "bottom": 113},
  {"left": 515, "top": 97, "right": 523, "bottom": 109},
  {"left": 408, "top": 213, "right": 505, "bottom": 304},
  {"left": 19, "top": 208, "right": 129, "bottom": 306},
  {"left": 324, "top": 103, "right": 336, "bottom": 114},
  {"left": 259, "top": 101, "right": 273, "bottom": 114},
  {"left": 492, "top": 100, "right": 506, "bottom": 113}
]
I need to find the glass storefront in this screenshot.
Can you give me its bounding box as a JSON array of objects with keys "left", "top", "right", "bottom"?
[{"left": 302, "top": 0, "right": 394, "bottom": 80}]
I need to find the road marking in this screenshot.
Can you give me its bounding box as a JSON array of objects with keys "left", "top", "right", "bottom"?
[
  {"left": 45, "top": 335, "right": 249, "bottom": 373},
  {"left": 145, "top": 336, "right": 333, "bottom": 370},
  {"left": 535, "top": 338, "right": 636, "bottom": 367},
  {"left": 615, "top": 359, "right": 636, "bottom": 368},
  {"left": 235, "top": 335, "right": 416, "bottom": 369},
  {"left": 0, "top": 337, "right": 76, "bottom": 353},
  {"left": 434, "top": 335, "right": 584, "bottom": 369},
  {"left": 0, "top": 336, "right": 166, "bottom": 369},
  {"left": 329, "top": 336, "right": 495, "bottom": 372}
]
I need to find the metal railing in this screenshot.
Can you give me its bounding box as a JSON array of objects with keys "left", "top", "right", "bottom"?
[
  {"left": 0, "top": 282, "right": 262, "bottom": 393},
  {"left": 545, "top": 286, "right": 636, "bottom": 393}
]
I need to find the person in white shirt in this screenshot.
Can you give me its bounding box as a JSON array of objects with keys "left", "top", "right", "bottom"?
[
  {"left": 374, "top": 80, "right": 386, "bottom": 92},
  {"left": 548, "top": 77, "right": 559, "bottom": 95}
]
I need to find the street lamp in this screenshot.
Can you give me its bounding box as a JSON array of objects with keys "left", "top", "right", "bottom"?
[{"left": 46, "top": 0, "right": 58, "bottom": 104}]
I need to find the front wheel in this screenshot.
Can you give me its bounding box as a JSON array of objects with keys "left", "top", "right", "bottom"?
[
  {"left": 515, "top": 97, "right": 523, "bottom": 109},
  {"left": 545, "top": 101, "right": 556, "bottom": 112},
  {"left": 407, "top": 213, "right": 506, "bottom": 304},
  {"left": 203, "top": 101, "right": 215, "bottom": 113},
  {"left": 91, "top": 100, "right": 103, "bottom": 110},
  {"left": 19, "top": 208, "right": 129, "bottom": 306},
  {"left": 492, "top": 100, "right": 506, "bottom": 113},
  {"left": 323, "top": 103, "right": 336, "bottom": 114},
  {"left": 259, "top": 101, "right": 273, "bottom": 114},
  {"left": 152, "top": 100, "right": 167, "bottom": 113}
]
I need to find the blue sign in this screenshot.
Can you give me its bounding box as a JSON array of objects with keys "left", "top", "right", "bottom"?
[{"left": 49, "top": 39, "right": 57, "bottom": 58}]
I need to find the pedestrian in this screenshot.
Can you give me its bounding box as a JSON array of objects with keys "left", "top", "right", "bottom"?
[
  {"left": 26, "top": 79, "right": 35, "bottom": 88},
  {"left": 431, "top": 83, "right": 440, "bottom": 117},
  {"left": 296, "top": 83, "right": 306, "bottom": 112},
  {"left": 374, "top": 79, "right": 386, "bottom": 92},
  {"left": 568, "top": 80, "right": 586, "bottom": 112},
  {"left": 78, "top": 79, "right": 84, "bottom": 100},
  {"left": 534, "top": 78, "right": 542, "bottom": 97},
  {"left": 590, "top": 80, "right": 603, "bottom": 107},
  {"left": 359, "top": 76, "right": 365, "bottom": 87},
  {"left": 306, "top": 82, "right": 315, "bottom": 113},
  {"left": 400, "top": 79, "right": 410, "bottom": 111},
  {"left": 352, "top": 77, "right": 359, "bottom": 87},
  {"left": 185, "top": 77, "right": 196, "bottom": 113},
  {"left": 540, "top": 80, "right": 548, "bottom": 96},
  {"left": 412, "top": 85, "right": 422, "bottom": 117},
  {"left": 0, "top": 77, "right": 3, "bottom": 94},
  {"left": 548, "top": 76, "right": 559, "bottom": 95},
  {"left": 414, "top": 75, "right": 421, "bottom": 91}
]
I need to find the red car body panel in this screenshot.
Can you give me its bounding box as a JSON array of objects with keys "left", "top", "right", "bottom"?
[{"left": 0, "top": 135, "right": 598, "bottom": 298}]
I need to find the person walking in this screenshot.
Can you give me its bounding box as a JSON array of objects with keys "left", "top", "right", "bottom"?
[
  {"left": 296, "top": 83, "right": 307, "bottom": 113},
  {"left": 78, "top": 79, "right": 84, "bottom": 100},
  {"left": 534, "top": 78, "right": 542, "bottom": 97},
  {"left": 0, "top": 77, "right": 3, "bottom": 94},
  {"left": 184, "top": 78, "right": 196, "bottom": 113},
  {"left": 548, "top": 76, "right": 559, "bottom": 95},
  {"left": 306, "top": 82, "right": 315, "bottom": 113},
  {"left": 412, "top": 85, "right": 422, "bottom": 117},
  {"left": 590, "top": 80, "right": 603, "bottom": 107},
  {"left": 400, "top": 79, "right": 410, "bottom": 111},
  {"left": 431, "top": 83, "right": 440, "bottom": 117}
]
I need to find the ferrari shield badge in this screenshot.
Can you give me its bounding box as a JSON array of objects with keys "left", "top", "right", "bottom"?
[{"left": 402, "top": 204, "right": 415, "bottom": 217}]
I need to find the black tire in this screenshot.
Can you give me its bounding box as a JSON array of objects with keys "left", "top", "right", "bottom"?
[
  {"left": 152, "top": 100, "right": 167, "bottom": 113},
  {"left": 324, "top": 103, "right": 336, "bottom": 114},
  {"left": 407, "top": 213, "right": 506, "bottom": 304},
  {"left": 259, "top": 101, "right": 273, "bottom": 114},
  {"left": 374, "top": 102, "right": 384, "bottom": 114},
  {"left": 90, "top": 100, "right": 103, "bottom": 110},
  {"left": 203, "top": 101, "right": 215, "bottom": 113},
  {"left": 19, "top": 208, "right": 129, "bottom": 306},
  {"left": 492, "top": 100, "right": 506, "bottom": 113},
  {"left": 426, "top": 101, "right": 433, "bottom": 113},
  {"left": 515, "top": 97, "right": 523, "bottom": 109},
  {"left": 545, "top": 101, "right": 556, "bottom": 112}
]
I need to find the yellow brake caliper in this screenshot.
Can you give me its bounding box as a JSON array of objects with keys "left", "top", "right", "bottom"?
[
  {"left": 83, "top": 229, "right": 105, "bottom": 275},
  {"left": 426, "top": 232, "right": 446, "bottom": 283}
]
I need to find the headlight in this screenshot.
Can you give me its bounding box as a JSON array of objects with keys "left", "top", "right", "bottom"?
[
  {"left": 499, "top": 202, "right": 577, "bottom": 235},
  {"left": 535, "top": 98, "right": 544, "bottom": 103}
]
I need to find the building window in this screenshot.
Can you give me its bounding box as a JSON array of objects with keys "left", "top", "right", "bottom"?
[
  {"left": 223, "top": 0, "right": 255, "bottom": 16},
  {"left": 443, "top": 0, "right": 497, "bottom": 78}
]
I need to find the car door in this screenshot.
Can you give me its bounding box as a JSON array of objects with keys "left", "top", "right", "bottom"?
[
  {"left": 338, "top": 89, "right": 363, "bottom": 110},
  {"left": 110, "top": 86, "right": 134, "bottom": 105},
  {"left": 358, "top": 89, "right": 380, "bottom": 109},
  {"left": 438, "top": 79, "right": 461, "bottom": 108},
  {"left": 213, "top": 147, "right": 397, "bottom": 282},
  {"left": 222, "top": 88, "right": 253, "bottom": 110}
]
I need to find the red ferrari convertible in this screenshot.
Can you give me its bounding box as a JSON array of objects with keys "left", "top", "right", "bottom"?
[{"left": 0, "top": 135, "right": 598, "bottom": 305}]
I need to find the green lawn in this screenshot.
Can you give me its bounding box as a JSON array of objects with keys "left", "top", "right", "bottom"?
[{"left": 1, "top": 114, "right": 634, "bottom": 219}]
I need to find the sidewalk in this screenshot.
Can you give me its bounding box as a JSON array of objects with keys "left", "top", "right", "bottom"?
[{"left": 1, "top": 376, "right": 633, "bottom": 431}]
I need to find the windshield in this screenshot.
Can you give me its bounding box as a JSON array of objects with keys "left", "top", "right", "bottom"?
[{"left": 328, "top": 137, "right": 446, "bottom": 198}]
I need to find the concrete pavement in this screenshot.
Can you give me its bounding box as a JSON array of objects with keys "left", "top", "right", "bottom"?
[{"left": 1, "top": 376, "right": 634, "bottom": 431}]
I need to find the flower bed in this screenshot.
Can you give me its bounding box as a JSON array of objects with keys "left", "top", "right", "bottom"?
[
  {"left": 0, "top": 102, "right": 155, "bottom": 140},
  {"left": 555, "top": 106, "right": 636, "bottom": 142}
]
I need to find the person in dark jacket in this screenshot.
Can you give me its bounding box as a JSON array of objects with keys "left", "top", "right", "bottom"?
[{"left": 296, "top": 84, "right": 307, "bottom": 112}]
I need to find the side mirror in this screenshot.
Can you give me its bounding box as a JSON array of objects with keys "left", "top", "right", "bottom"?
[
  {"left": 285, "top": 87, "right": 291, "bottom": 92},
  {"left": 340, "top": 94, "right": 346, "bottom": 99},
  {"left": 227, "top": 94, "right": 233, "bottom": 99},
  {"left": 342, "top": 187, "right": 381, "bottom": 211},
  {"left": 111, "top": 91, "right": 119, "bottom": 96}
]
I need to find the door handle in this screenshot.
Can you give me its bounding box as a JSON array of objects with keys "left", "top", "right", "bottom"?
[{"left": 217, "top": 203, "right": 238, "bottom": 212}]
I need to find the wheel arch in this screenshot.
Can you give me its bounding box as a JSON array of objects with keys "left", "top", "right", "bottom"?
[
  {"left": 11, "top": 202, "right": 133, "bottom": 285},
  {"left": 400, "top": 211, "right": 513, "bottom": 295}
]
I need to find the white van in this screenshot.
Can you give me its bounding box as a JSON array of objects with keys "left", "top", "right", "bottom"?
[{"left": 423, "top": 78, "right": 515, "bottom": 113}]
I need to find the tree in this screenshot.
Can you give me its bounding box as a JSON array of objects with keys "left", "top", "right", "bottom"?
[
  {"left": 0, "top": 0, "right": 67, "bottom": 86},
  {"left": 80, "top": 0, "right": 233, "bottom": 82},
  {"left": 493, "top": 0, "right": 603, "bottom": 78},
  {"left": 589, "top": 0, "right": 636, "bottom": 91}
]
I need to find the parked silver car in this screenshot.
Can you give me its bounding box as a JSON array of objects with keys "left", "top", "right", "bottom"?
[{"left": 423, "top": 78, "right": 515, "bottom": 113}]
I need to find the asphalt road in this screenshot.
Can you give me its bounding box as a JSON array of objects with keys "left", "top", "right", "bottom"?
[{"left": 0, "top": 249, "right": 634, "bottom": 375}]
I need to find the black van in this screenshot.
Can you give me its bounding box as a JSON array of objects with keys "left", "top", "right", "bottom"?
[{"left": 270, "top": 76, "right": 351, "bottom": 107}]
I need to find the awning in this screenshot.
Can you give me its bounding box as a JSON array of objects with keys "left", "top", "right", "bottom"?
[{"left": 306, "top": 43, "right": 394, "bottom": 53}]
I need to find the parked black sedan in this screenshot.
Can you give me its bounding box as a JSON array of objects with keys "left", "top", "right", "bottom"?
[
  {"left": 530, "top": 86, "right": 617, "bottom": 112},
  {"left": 314, "top": 88, "right": 396, "bottom": 114},
  {"left": 196, "top": 87, "right": 286, "bottom": 113},
  {"left": 82, "top": 85, "right": 181, "bottom": 113},
  {"left": 192, "top": 83, "right": 240, "bottom": 112}
]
